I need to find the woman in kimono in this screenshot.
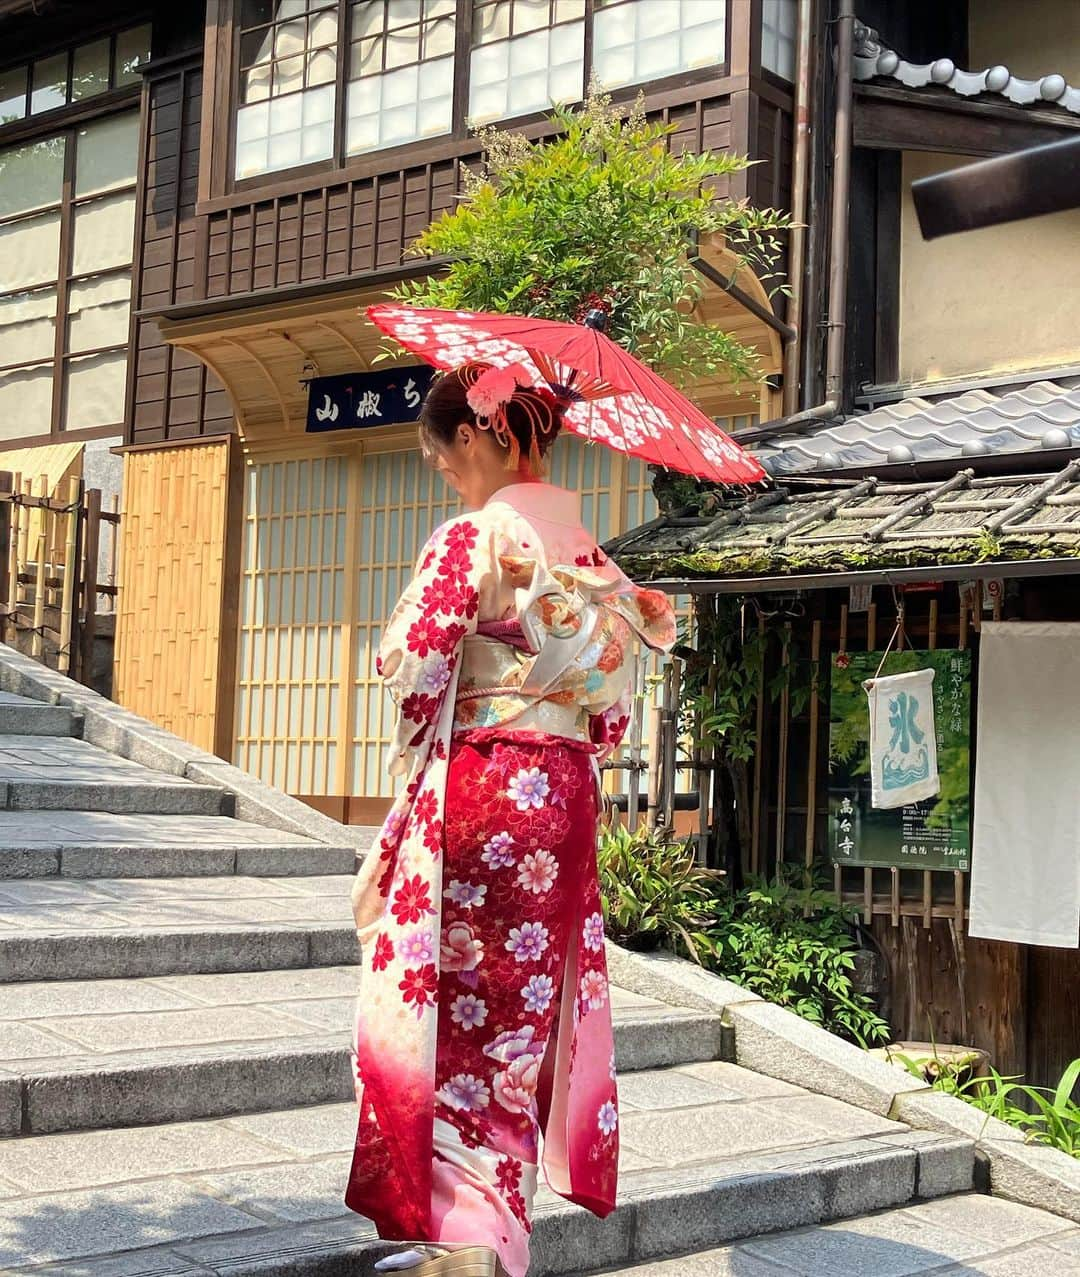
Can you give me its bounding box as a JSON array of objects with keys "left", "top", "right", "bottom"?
[{"left": 346, "top": 362, "right": 675, "bottom": 1277}]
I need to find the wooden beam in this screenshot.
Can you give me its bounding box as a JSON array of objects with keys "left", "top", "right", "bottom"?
[{"left": 854, "top": 84, "right": 1079, "bottom": 156}]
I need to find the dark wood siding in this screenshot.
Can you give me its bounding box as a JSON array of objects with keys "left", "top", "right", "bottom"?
[
  {"left": 131, "top": 61, "right": 233, "bottom": 445},
  {"left": 200, "top": 90, "right": 746, "bottom": 302}
]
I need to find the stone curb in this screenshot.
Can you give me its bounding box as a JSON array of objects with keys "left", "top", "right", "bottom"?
[
  {"left": 608, "top": 944, "right": 1080, "bottom": 1226},
  {"left": 0, "top": 643, "right": 370, "bottom": 852}
]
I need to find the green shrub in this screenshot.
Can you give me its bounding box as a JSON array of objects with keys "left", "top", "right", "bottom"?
[
  {"left": 597, "top": 820, "right": 721, "bottom": 961},
  {"left": 703, "top": 872, "right": 890, "bottom": 1048},
  {"left": 598, "top": 825, "right": 889, "bottom": 1048}
]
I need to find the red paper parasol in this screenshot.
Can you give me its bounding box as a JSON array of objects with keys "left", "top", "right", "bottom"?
[{"left": 367, "top": 303, "right": 766, "bottom": 485}]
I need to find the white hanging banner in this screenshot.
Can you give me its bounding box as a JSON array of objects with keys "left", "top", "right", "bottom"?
[
  {"left": 863, "top": 669, "right": 940, "bottom": 810},
  {"left": 970, "top": 622, "right": 1080, "bottom": 948}
]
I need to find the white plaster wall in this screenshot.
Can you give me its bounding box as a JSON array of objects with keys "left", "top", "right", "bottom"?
[{"left": 898, "top": 150, "right": 1080, "bottom": 385}]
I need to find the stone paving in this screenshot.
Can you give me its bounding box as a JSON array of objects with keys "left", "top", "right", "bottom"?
[{"left": 0, "top": 683, "right": 1073, "bottom": 1275}]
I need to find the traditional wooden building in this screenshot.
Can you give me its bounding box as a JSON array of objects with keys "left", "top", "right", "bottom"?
[
  {"left": 0, "top": 0, "right": 798, "bottom": 821},
  {"left": 607, "top": 0, "right": 1080, "bottom": 1089}
]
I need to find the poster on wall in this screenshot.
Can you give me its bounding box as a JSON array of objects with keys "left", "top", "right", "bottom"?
[{"left": 828, "top": 649, "right": 972, "bottom": 872}]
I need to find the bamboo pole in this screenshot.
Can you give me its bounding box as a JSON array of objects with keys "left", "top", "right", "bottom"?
[
  {"left": 58, "top": 476, "right": 80, "bottom": 674},
  {"left": 646, "top": 686, "right": 662, "bottom": 831},
  {"left": 31, "top": 474, "right": 48, "bottom": 661}
]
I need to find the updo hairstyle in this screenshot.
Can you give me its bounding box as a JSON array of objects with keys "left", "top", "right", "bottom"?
[{"left": 419, "top": 362, "right": 566, "bottom": 473}]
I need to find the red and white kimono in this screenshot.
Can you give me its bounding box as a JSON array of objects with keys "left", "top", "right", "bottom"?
[{"left": 345, "top": 482, "right": 675, "bottom": 1276}]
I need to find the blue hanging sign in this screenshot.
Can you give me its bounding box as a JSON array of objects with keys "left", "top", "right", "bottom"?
[{"left": 305, "top": 365, "right": 436, "bottom": 433}]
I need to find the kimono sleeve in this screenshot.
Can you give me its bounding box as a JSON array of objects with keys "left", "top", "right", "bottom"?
[{"left": 377, "top": 515, "right": 491, "bottom": 776}]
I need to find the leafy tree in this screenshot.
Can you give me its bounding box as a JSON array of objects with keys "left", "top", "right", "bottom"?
[{"left": 391, "top": 88, "right": 788, "bottom": 388}]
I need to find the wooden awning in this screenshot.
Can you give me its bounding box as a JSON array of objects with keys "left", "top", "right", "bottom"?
[{"left": 155, "top": 244, "right": 784, "bottom": 446}]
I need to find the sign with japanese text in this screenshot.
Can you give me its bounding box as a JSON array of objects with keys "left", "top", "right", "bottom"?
[
  {"left": 305, "top": 365, "right": 436, "bottom": 433},
  {"left": 828, "top": 649, "right": 972, "bottom": 872}
]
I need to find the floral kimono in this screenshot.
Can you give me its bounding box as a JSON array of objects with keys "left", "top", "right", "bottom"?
[{"left": 345, "top": 482, "right": 675, "bottom": 1277}]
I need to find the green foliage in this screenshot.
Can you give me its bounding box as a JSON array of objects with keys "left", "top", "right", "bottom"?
[
  {"left": 390, "top": 87, "right": 789, "bottom": 387},
  {"left": 894, "top": 1051, "right": 1080, "bottom": 1159},
  {"left": 703, "top": 871, "right": 890, "bottom": 1047},
  {"left": 597, "top": 820, "right": 721, "bottom": 962},
  {"left": 598, "top": 823, "right": 889, "bottom": 1047}
]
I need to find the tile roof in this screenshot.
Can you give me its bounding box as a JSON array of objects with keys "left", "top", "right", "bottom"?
[
  {"left": 755, "top": 377, "right": 1080, "bottom": 477},
  {"left": 854, "top": 19, "right": 1080, "bottom": 116},
  {"left": 606, "top": 461, "right": 1080, "bottom": 589}
]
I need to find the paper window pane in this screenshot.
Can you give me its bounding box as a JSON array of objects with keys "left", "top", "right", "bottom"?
[
  {"left": 114, "top": 25, "right": 152, "bottom": 86},
  {"left": 279, "top": 0, "right": 307, "bottom": 16},
  {"left": 63, "top": 350, "right": 126, "bottom": 430},
  {"left": 515, "top": 0, "right": 549, "bottom": 35},
  {"left": 0, "top": 287, "right": 58, "bottom": 365},
  {"left": 429, "top": 0, "right": 456, "bottom": 16},
  {"left": 0, "top": 212, "right": 61, "bottom": 291},
  {"left": 310, "top": 9, "right": 338, "bottom": 45},
  {"left": 425, "top": 15, "right": 455, "bottom": 57},
  {"left": 72, "top": 190, "right": 137, "bottom": 275},
  {"left": 72, "top": 39, "right": 110, "bottom": 101},
  {"left": 303, "top": 82, "right": 335, "bottom": 124},
  {"left": 761, "top": 0, "right": 795, "bottom": 80},
  {"left": 274, "top": 54, "right": 306, "bottom": 94},
  {"left": 0, "top": 137, "right": 66, "bottom": 218},
  {"left": 268, "top": 128, "right": 303, "bottom": 170},
  {"left": 474, "top": 1, "right": 512, "bottom": 45},
  {"left": 385, "top": 28, "right": 419, "bottom": 68},
  {"left": 243, "top": 61, "right": 273, "bottom": 102},
  {"left": 594, "top": 0, "right": 724, "bottom": 89},
  {"left": 75, "top": 112, "right": 139, "bottom": 197},
  {"left": 31, "top": 53, "right": 67, "bottom": 114},
  {"left": 307, "top": 47, "right": 336, "bottom": 85},
  {"left": 275, "top": 17, "right": 307, "bottom": 57},
  {"left": 383, "top": 62, "right": 419, "bottom": 108},
  {"left": 352, "top": 1, "right": 384, "bottom": 39},
  {"left": 554, "top": 0, "right": 584, "bottom": 19},
  {"left": 237, "top": 99, "right": 271, "bottom": 144},
  {"left": 67, "top": 272, "right": 132, "bottom": 354},
  {"left": 0, "top": 65, "right": 28, "bottom": 124},
  {"left": 0, "top": 365, "right": 53, "bottom": 440},
  {"left": 300, "top": 117, "right": 334, "bottom": 160}
]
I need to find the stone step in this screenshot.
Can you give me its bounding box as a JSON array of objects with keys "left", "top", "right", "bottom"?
[
  {"left": 0, "top": 872, "right": 360, "bottom": 982},
  {"left": 0, "top": 1064, "right": 982, "bottom": 1274},
  {"left": 0, "top": 972, "right": 723, "bottom": 1134},
  {"left": 0, "top": 734, "right": 226, "bottom": 815},
  {"left": 0, "top": 692, "right": 79, "bottom": 738},
  {"left": 0, "top": 811, "right": 362, "bottom": 879},
  {"left": 586, "top": 1195, "right": 1080, "bottom": 1277}
]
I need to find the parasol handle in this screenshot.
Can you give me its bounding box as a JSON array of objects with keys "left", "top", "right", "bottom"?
[{"left": 582, "top": 308, "right": 609, "bottom": 332}]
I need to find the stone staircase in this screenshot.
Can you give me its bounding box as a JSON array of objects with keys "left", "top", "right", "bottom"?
[{"left": 1, "top": 676, "right": 1078, "bottom": 1276}]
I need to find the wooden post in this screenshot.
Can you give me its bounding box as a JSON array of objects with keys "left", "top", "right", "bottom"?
[
  {"left": 750, "top": 608, "right": 766, "bottom": 877},
  {"left": 58, "top": 477, "right": 80, "bottom": 675},
  {"left": 4, "top": 472, "right": 18, "bottom": 645},
  {"left": 775, "top": 623, "right": 792, "bottom": 874},
  {"left": 804, "top": 619, "right": 822, "bottom": 870},
  {"left": 80, "top": 487, "right": 102, "bottom": 684},
  {"left": 646, "top": 686, "right": 662, "bottom": 830},
  {"left": 627, "top": 659, "right": 643, "bottom": 829},
  {"left": 31, "top": 475, "right": 48, "bottom": 661}
]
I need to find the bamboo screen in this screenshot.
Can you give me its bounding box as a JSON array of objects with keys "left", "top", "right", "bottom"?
[{"left": 115, "top": 440, "right": 232, "bottom": 753}]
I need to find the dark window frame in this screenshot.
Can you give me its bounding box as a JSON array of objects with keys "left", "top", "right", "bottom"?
[
  {"left": 208, "top": 0, "right": 734, "bottom": 199},
  {"left": 0, "top": 96, "right": 143, "bottom": 449}
]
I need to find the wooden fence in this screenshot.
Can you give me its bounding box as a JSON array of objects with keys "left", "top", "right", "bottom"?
[{"left": 0, "top": 471, "right": 120, "bottom": 684}]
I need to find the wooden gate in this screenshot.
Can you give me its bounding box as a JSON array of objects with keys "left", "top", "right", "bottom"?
[{"left": 0, "top": 470, "right": 119, "bottom": 683}]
